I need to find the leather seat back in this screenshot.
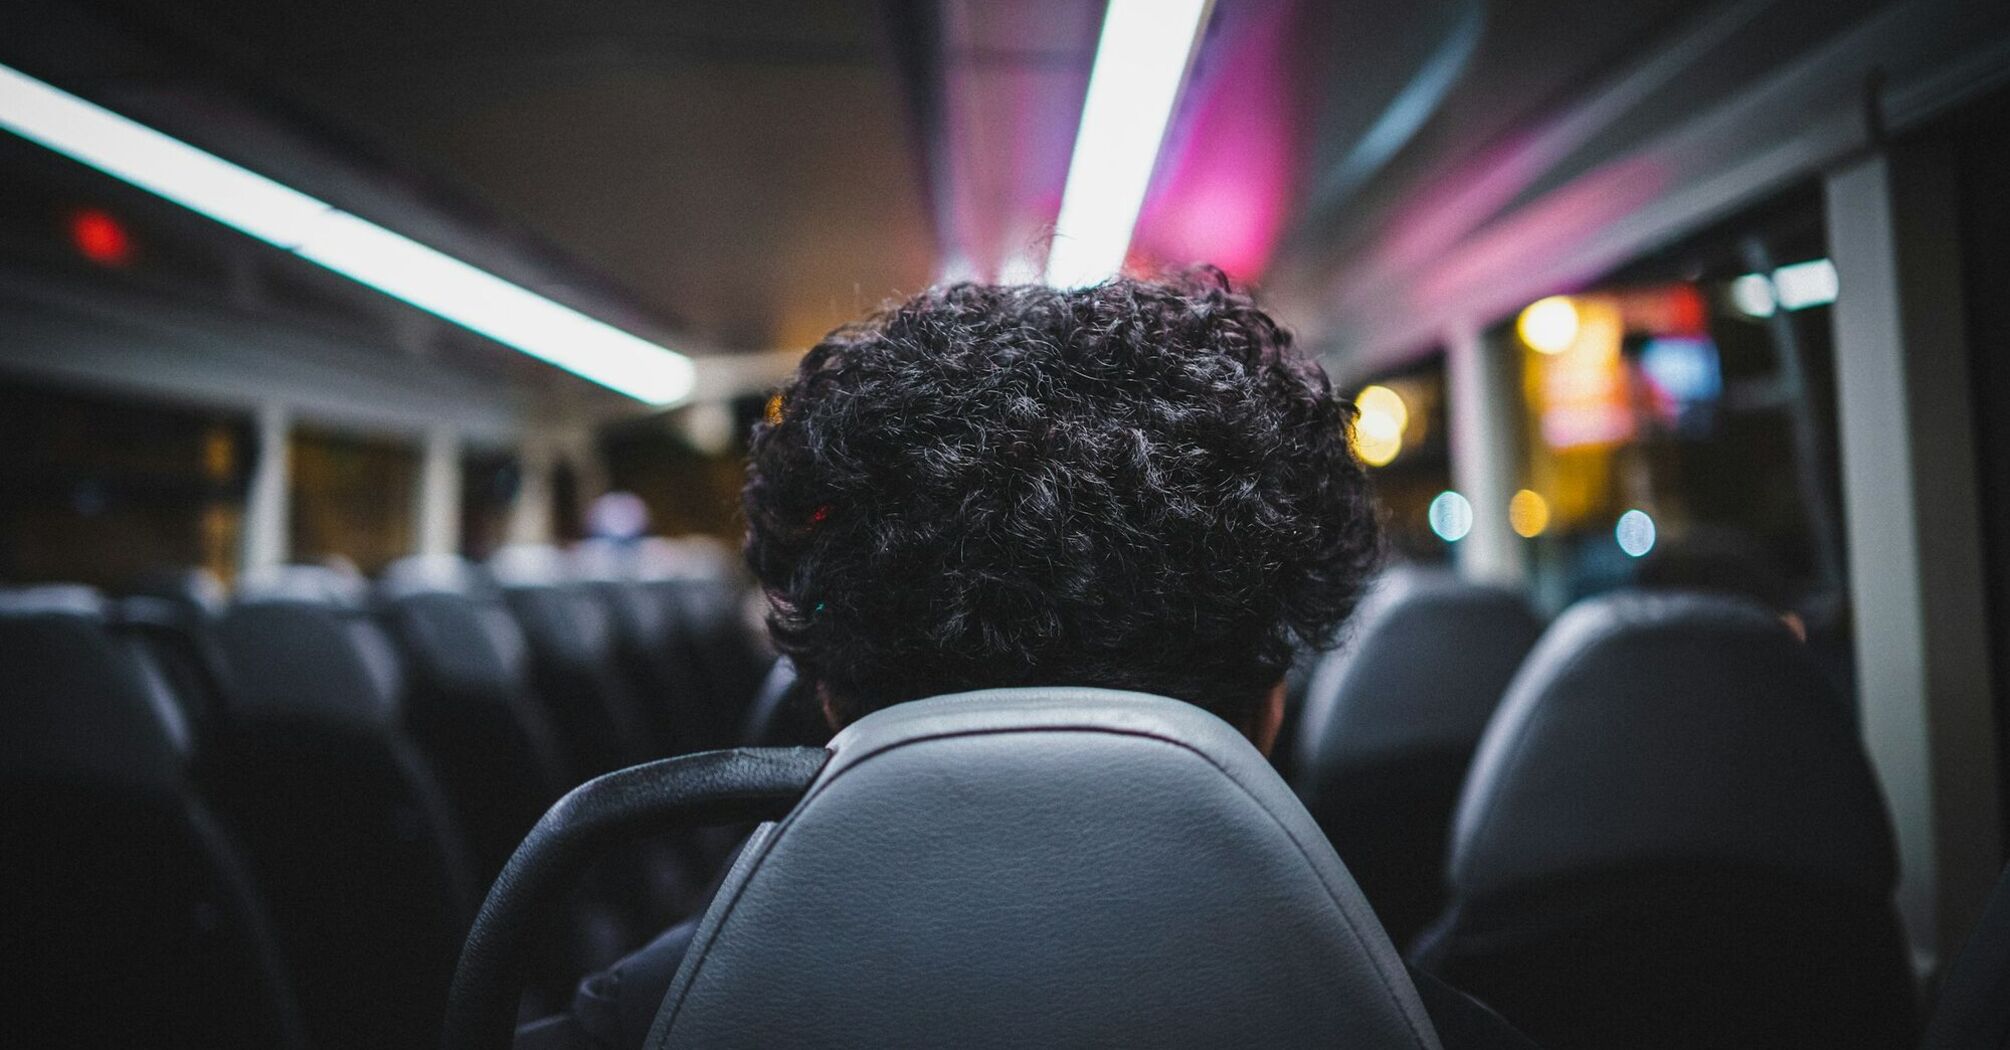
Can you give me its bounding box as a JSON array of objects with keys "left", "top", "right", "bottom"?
[
  {"left": 648, "top": 689, "right": 1445, "bottom": 1050},
  {"left": 1292, "top": 568, "right": 1543, "bottom": 944},
  {"left": 493, "top": 546, "right": 659, "bottom": 773},
  {"left": 490, "top": 548, "right": 710, "bottom": 928},
  {"left": 1, "top": 585, "right": 189, "bottom": 787},
  {"left": 379, "top": 555, "right": 570, "bottom": 873},
  {"left": 741, "top": 657, "right": 830, "bottom": 748},
  {"left": 1416, "top": 590, "right": 1915, "bottom": 1049},
  {"left": 210, "top": 582, "right": 478, "bottom": 1047},
  {"left": 0, "top": 590, "right": 304, "bottom": 1048}
]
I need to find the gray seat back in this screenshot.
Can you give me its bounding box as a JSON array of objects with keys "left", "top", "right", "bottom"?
[
  {"left": 1419, "top": 590, "right": 1913, "bottom": 1050},
  {"left": 649, "top": 688, "right": 1443, "bottom": 1050},
  {"left": 1296, "top": 568, "right": 1544, "bottom": 781},
  {"left": 1290, "top": 568, "right": 1544, "bottom": 944},
  {"left": 1450, "top": 590, "right": 1894, "bottom": 897}
]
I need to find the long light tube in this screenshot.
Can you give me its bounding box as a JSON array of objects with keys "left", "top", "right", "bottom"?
[
  {"left": 0, "top": 63, "right": 694, "bottom": 405},
  {"left": 1043, "top": 0, "right": 1212, "bottom": 288}
]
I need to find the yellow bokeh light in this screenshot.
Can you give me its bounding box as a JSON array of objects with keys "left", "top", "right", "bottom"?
[
  {"left": 1509, "top": 488, "right": 1551, "bottom": 538},
  {"left": 1352, "top": 384, "right": 1407, "bottom": 467},
  {"left": 1517, "top": 295, "right": 1581, "bottom": 354},
  {"left": 1355, "top": 384, "right": 1408, "bottom": 434}
]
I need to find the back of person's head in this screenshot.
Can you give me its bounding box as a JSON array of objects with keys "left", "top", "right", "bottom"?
[{"left": 743, "top": 269, "right": 1382, "bottom": 732}]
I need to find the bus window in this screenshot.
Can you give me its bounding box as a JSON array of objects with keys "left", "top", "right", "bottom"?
[
  {"left": 1495, "top": 190, "right": 1844, "bottom": 621},
  {"left": 287, "top": 425, "right": 418, "bottom": 575},
  {"left": 0, "top": 380, "right": 248, "bottom": 587},
  {"left": 1345, "top": 356, "right": 1453, "bottom": 565}
]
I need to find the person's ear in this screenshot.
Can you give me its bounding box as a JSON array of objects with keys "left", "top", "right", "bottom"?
[
  {"left": 1249, "top": 680, "right": 1287, "bottom": 757},
  {"left": 818, "top": 683, "right": 847, "bottom": 731}
]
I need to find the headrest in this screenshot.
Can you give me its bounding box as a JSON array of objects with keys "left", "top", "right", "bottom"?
[
  {"left": 214, "top": 600, "right": 403, "bottom": 730},
  {"left": 127, "top": 566, "right": 229, "bottom": 619},
  {"left": 0, "top": 583, "right": 107, "bottom": 617},
  {"left": 1449, "top": 590, "right": 1895, "bottom": 901},
  {"left": 1294, "top": 569, "right": 1542, "bottom": 792},
  {"left": 379, "top": 554, "right": 496, "bottom": 602},
  {"left": 237, "top": 563, "right": 368, "bottom": 607},
  {"left": 649, "top": 689, "right": 1443, "bottom": 1050},
  {"left": 0, "top": 601, "right": 192, "bottom": 788},
  {"left": 633, "top": 535, "right": 731, "bottom": 582},
  {"left": 380, "top": 588, "right": 532, "bottom": 698},
  {"left": 501, "top": 583, "right": 617, "bottom": 666},
  {"left": 488, "top": 544, "right": 572, "bottom": 587},
  {"left": 570, "top": 538, "right": 642, "bottom": 583}
]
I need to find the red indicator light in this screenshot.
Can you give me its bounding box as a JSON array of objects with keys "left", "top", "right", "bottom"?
[{"left": 70, "top": 208, "right": 135, "bottom": 267}]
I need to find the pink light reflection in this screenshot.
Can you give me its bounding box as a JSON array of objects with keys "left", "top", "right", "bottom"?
[{"left": 1127, "top": 0, "right": 1303, "bottom": 282}]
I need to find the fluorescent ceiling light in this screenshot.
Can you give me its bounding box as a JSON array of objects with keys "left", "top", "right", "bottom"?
[
  {"left": 0, "top": 63, "right": 694, "bottom": 405},
  {"left": 1044, "top": 0, "right": 1212, "bottom": 288}
]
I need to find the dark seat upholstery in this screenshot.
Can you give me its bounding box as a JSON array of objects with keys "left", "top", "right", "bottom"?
[
  {"left": 1412, "top": 590, "right": 1917, "bottom": 1049},
  {"left": 379, "top": 554, "right": 572, "bottom": 879},
  {"left": 491, "top": 546, "right": 661, "bottom": 775},
  {"left": 492, "top": 547, "right": 711, "bottom": 931},
  {"left": 1292, "top": 568, "right": 1544, "bottom": 944},
  {"left": 740, "top": 656, "right": 831, "bottom": 748},
  {"left": 1921, "top": 862, "right": 2010, "bottom": 1050},
  {"left": 576, "top": 575, "right": 714, "bottom": 755},
  {"left": 211, "top": 575, "right": 480, "bottom": 1049},
  {"left": 651, "top": 575, "right": 767, "bottom": 745},
  {"left": 644, "top": 689, "right": 1447, "bottom": 1049},
  {"left": 0, "top": 589, "right": 305, "bottom": 1048},
  {"left": 379, "top": 553, "right": 654, "bottom": 999}
]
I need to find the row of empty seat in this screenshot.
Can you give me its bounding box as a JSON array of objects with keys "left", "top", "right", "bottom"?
[
  {"left": 1291, "top": 570, "right": 1915, "bottom": 1048},
  {"left": 1, "top": 541, "right": 773, "bottom": 1048},
  {"left": 10, "top": 549, "right": 2008, "bottom": 1047}
]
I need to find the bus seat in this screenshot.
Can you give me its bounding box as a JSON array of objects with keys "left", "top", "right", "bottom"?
[
  {"left": 1414, "top": 590, "right": 1916, "bottom": 1049},
  {"left": 0, "top": 590, "right": 306, "bottom": 1048},
  {"left": 1920, "top": 862, "right": 2010, "bottom": 1050},
  {"left": 491, "top": 546, "right": 713, "bottom": 927},
  {"left": 572, "top": 550, "right": 715, "bottom": 755},
  {"left": 492, "top": 545, "right": 660, "bottom": 775},
  {"left": 211, "top": 585, "right": 480, "bottom": 1048},
  {"left": 379, "top": 552, "right": 645, "bottom": 999},
  {"left": 645, "top": 689, "right": 1446, "bottom": 1050},
  {"left": 129, "top": 564, "right": 230, "bottom": 619},
  {"left": 1291, "top": 568, "right": 1544, "bottom": 945},
  {"left": 741, "top": 656, "right": 832, "bottom": 748},
  {"left": 378, "top": 553, "right": 571, "bottom": 880},
  {"left": 113, "top": 595, "right": 235, "bottom": 736},
  {"left": 238, "top": 560, "right": 371, "bottom": 606}
]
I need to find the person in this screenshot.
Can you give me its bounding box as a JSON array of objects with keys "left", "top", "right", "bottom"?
[{"left": 518, "top": 270, "right": 1535, "bottom": 1048}]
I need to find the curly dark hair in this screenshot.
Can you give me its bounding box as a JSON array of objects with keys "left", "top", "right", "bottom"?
[{"left": 743, "top": 269, "right": 1382, "bottom": 730}]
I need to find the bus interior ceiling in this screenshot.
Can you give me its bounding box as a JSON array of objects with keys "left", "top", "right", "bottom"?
[{"left": 3, "top": 0, "right": 2009, "bottom": 1048}]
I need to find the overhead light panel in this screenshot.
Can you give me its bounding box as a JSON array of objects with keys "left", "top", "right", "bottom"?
[
  {"left": 1044, "top": 0, "right": 1212, "bottom": 288},
  {"left": 0, "top": 63, "right": 694, "bottom": 405}
]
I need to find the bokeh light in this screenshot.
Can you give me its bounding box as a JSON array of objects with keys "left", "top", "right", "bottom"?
[
  {"left": 1352, "top": 384, "right": 1408, "bottom": 467},
  {"left": 1508, "top": 489, "right": 1550, "bottom": 538},
  {"left": 1730, "top": 273, "right": 1776, "bottom": 317},
  {"left": 1516, "top": 295, "right": 1580, "bottom": 354},
  {"left": 1429, "top": 490, "right": 1473, "bottom": 542},
  {"left": 1616, "top": 509, "right": 1657, "bottom": 557},
  {"left": 69, "top": 208, "right": 134, "bottom": 267}
]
